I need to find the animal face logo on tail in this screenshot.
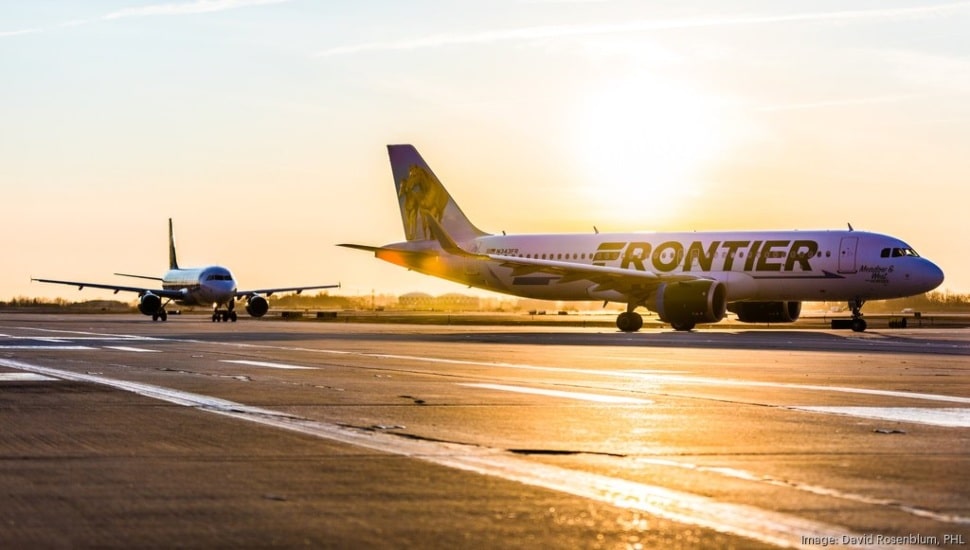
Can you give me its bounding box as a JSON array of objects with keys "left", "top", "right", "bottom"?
[{"left": 398, "top": 164, "right": 450, "bottom": 241}]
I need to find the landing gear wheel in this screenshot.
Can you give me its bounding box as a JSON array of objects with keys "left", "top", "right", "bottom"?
[
  {"left": 851, "top": 318, "right": 867, "bottom": 332},
  {"left": 159, "top": 310, "right": 167, "bottom": 322},
  {"left": 670, "top": 320, "right": 696, "bottom": 332},
  {"left": 616, "top": 311, "right": 643, "bottom": 332},
  {"left": 211, "top": 313, "right": 219, "bottom": 322},
  {"left": 229, "top": 312, "right": 237, "bottom": 322}
]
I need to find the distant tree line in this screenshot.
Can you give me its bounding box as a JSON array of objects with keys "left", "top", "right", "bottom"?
[
  {"left": 267, "top": 292, "right": 364, "bottom": 310},
  {"left": 850, "top": 291, "right": 970, "bottom": 313},
  {"left": 0, "top": 297, "right": 135, "bottom": 312}
]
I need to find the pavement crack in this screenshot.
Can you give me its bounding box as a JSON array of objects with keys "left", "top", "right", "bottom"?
[
  {"left": 159, "top": 367, "right": 251, "bottom": 382},
  {"left": 508, "top": 448, "right": 628, "bottom": 458},
  {"left": 338, "top": 423, "right": 487, "bottom": 448},
  {"left": 398, "top": 394, "right": 427, "bottom": 405}
]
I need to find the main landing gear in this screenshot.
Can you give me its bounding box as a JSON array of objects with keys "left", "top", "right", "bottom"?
[
  {"left": 151, "top": 298, "right": 172, "bottom": 322},
  {"left": 615, "top": 306, "right": 695, "bottom": 332},
  {"left": 849, "top": 298, "right": 867, "bottom": 332},
  {"left": 616, "top": 306, "right": 643, "bottom": 333},
  {"left": 211, "top": 301, "right": 238, "bottom": 323}
]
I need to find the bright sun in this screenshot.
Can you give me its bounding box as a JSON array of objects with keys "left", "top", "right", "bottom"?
[{"left": 575, "top": 74, "right": 727, "bottom": 228}]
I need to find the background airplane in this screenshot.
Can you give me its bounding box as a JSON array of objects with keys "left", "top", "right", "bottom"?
[
  {"left": 34, "top": 219, "right": 339, "bottom": 323},
  {"left": 340, "top": 145, "right": 944, "bottom": 332}
]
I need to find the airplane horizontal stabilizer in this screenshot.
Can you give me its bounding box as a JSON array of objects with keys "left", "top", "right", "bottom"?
[
  {"left": 114, "top": 272, "right": 164, "bottom": 281},
  {"left": 337, "top": 244, "right": 382, "bottom": 253},
  {"left": 423, "top": 214, "right": 489, "bottom": 260}
]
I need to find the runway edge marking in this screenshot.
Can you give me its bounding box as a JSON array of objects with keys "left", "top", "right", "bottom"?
[
  {"left": 0, "top": 357, "right": 936, "bottom": 550},
  {"left": 220, "top": 360, "right": 317, "bottom": 370}
]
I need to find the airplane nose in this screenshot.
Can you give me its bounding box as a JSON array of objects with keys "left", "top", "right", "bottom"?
[{"left": 922, "top": 260, "right": 945, "bottom": 291}]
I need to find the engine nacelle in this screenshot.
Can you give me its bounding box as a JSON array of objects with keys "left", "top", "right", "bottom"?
[
  {"left": 138, "top": 292, "right": 162, "bottom": 316},
  {"left": 729, "top": 301, "right": 802, "bottom": 323},
  {"left": 245, "top": 295, "right": 269, "bottom": 318},
  {"left": 654, "top": 280, "right": 727, "bottom": 329}
]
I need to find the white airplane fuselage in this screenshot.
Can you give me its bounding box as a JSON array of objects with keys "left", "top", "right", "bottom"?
[
  {"left": 378, "top": 230, "right": 942, "bottom": 304},
  {"left": 161, "top": 266, "right": 238, "bottom": 307}
]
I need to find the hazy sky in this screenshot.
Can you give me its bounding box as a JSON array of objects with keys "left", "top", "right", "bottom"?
[{"left": 2, "top": 0, "right": 967, "bottom": 302}]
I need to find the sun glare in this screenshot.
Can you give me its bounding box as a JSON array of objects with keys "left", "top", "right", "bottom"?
[{"left": 575, "top": 75, "right": 727, "bottom": 227}]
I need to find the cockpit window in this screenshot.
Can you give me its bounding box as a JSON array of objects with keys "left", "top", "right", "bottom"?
[
  {"left": 206, "top": 274, "right": 233, "bottom": 281},
  {"left": 880, "top": 247, "right": 920, "bottom": 258}
]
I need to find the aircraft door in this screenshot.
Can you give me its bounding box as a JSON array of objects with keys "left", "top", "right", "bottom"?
[{"left": 838, "top": 237, "right": 858, "bottom": 273}]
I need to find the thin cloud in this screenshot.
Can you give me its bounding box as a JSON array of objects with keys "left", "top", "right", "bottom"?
[
  {"left": 102, "top": 0, "right": 288, "bottom": 20},
  {"left": 316, "top": 2, "right": 970, "bottom": 57},
  {"left": 0, "top": 28, "right": 43, "bottom": 37},
  {"left": 756, "top": 93, "right": 928, "bottom": 113},
  {"left": 1, "top": 0, "right": 289, "bottom": 38}
]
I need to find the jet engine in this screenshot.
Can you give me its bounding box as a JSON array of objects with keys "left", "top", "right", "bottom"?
[
  {"left": 245, "top": 295, "right": 269, "bottom": 318},
  {"left": 729, "top": 301, "right": 802, "bottom": 323},
  {"left": 654, "top": 280, "right": 727, "bottom": 331},
  {"left": 137, "top": 292, "right": 162, "bottom": 316}
]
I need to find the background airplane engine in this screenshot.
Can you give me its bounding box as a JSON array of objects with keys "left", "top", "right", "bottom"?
[
  {"left": 137, "top": 292, "right": 162, "bottom": 316},
  {"left": 245, "top": 295, "right": 269, "bottom": 318},
  {"left": 654, "top": 280, "right": 727, "bottom": 328},
  {"left": 729, "top": 301, "right": 802, "bottom": 323}
]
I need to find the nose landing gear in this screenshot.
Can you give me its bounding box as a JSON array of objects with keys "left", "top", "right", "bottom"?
[
  {"left": 849, "top": 299, "right": 867, "bottom": 332},
  {"left": 211, "top": 300, "right": 238, "bottom": 323}
]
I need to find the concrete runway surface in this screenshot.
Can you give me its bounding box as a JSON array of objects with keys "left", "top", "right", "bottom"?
[{"left": 1, "top": 313, "right": 968, "bottom": 549}]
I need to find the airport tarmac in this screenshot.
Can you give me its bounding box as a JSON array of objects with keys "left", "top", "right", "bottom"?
[{"left": 1, "top": 314, "right": 968, "bottom": 549}]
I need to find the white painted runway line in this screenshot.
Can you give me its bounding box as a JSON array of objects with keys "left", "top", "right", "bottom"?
[
  {"left": 3, "top": 356, "right": 920, "bottom": 549},
  {"left": 635, "top": 457, "right": 970, "bottom": 525},
  {"left": 13, "top": 327, "right": 160, "bottom": 341},
  {"left": 0, "top": 345, "right": 96, "bottom": 351},
  {"left": 792, "top": 406, "right": 970, "bottom": 428},
  {"left": 0, "top": 328, "right": 164, "bottom": 353},
  {"left": 0, "top": 372, "right": 59, "bottom": 382},
  {"left": 460, "top": 383, "right": 652, "bottom": 404},
  {"left": 220, "top": 360, "right": 317, "bottom": 370}
]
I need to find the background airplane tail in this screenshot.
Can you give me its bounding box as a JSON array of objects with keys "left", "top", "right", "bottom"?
[
  {"left": 168, "top": 218, "right": 179, "bottom": 270},
  {"left": 388, "top": 145, "right": 488, "bottom": 243}
]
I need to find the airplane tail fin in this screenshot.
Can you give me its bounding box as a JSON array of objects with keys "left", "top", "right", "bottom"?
[
  {"left": 388, "top": 145, "right": 488, "bottom": 243},
  {"left": 168, "top": 218, "right": 179, "bottom": 270}
]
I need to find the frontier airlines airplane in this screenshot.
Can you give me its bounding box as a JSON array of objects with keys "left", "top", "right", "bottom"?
[
  {"left": 34, "top": 219, "right": 339, "bottom": 323},
  {"left": 341, "top": 145, "right": 944, "bottom": 332}
]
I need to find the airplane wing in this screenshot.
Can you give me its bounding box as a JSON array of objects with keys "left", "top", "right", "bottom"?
[
  {"left": 423, "top": 215, "right": 704, "bottom": 299},
  {"left": 487, "top": 253, "right": 702, "bottom": 297},
  {"left": 234, "top": 283, "right": 340, "bottom": 299},
  {"left": 31, "top": 278, "right": 185, "bottom": 299}
]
